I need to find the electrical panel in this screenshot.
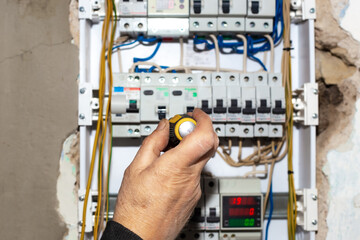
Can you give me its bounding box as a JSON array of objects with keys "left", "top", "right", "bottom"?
[
  {"left": 78, "top": 0, "right": 319, "bottom": 239},
  {"left": 107, "top": 73, "right": 285, "bottom": 138}
]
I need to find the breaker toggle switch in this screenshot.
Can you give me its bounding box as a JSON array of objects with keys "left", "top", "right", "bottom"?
[
  {"left": 272, "top": 100, "right": 286, "bottom": 114},
  {"left": 126, "top": 100, "right": 139, "bottom": 113},
  {"left": 228, "top": 99, "right": 242, "bottom": 113},
  {"left": 207, "top": 208, "right": 220, "bottom": 223},
  {"left": 214, "top": 99, "right": 227, "bottom": 114},
  {"left": 243, "top": 100, "right": 256, "bottom": 114},
  {"left": 222, "top": 0, "right": 230, "bottom": 14},
  {"left": 157, "top": 106, "right": 167, "bottom": 120},
  {"left": 251, "top": 1, "right": 260, "bottom": 14},
  {"left": 187, "top": 106, "right": 195, "bottom": 113},
  {"left": 258, "top": 99, "right": 271, "bottom": 114},
  {"left": 201, "top": 100, "right": 212, "bottom": 114},
  {"left": 193, "top": 0, "right": 202, "bottom": 14},
  {"left": 190, "top": 207, "right": 205, "bottom": 223}
]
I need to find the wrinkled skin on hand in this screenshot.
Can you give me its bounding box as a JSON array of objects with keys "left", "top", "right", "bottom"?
[{"left": 113, "top": 109, "right": 219, "bottom": 240}]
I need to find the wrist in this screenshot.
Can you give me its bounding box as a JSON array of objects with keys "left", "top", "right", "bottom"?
[{"left": 113, "top": 210, "right": 159, "bottom": 240}]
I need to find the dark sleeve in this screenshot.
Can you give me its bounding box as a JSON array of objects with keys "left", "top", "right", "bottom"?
[{"left": 101, "top": 221, "right": 143, "bottom": 240}]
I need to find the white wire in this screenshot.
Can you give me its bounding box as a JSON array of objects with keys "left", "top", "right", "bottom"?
[
  {"left": 236, "top": 34, "right": 248, "bottom": 72},
  {"left": 209, "top": 34, "right": 220, "bottom": 72},
  {"left": 264, "top": 34, "right": 275, "bottom": 73}
]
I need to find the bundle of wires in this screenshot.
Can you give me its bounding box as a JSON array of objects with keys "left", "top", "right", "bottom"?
[
  {"left": 194, "top": 0, "right": 283, "bottom": 71},
  {"left": 111, "top": 35, "right": 167, "bottom": 73},
  {"left": 80, "top": 0, "right": 117, "bottom": 239},
  {"left": 280, "top": 0, "right": 297, "bottom": 239}
]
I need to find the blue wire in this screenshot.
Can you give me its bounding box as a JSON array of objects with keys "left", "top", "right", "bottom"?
[
  {"left": 246, "top": 36, "right": 268, "bottom": 71},
  {"left": 248, "top": 54, "right": 268, "bottom": 71},
  {"left": 137, "top": 35, "right": 158, "bottom": 43},
  {"left": 133, "top": 39, "right": 162, "bottom": 72},
  {"left": 112, "top": 39, "right": 138, "bottom": 51},
  {"left": 133, "top": 39, "right": 162, "bottom": 63},
  {"left": 111, "top": 35, "right": 158, "bottom": 51},
  {"left": 193, "top": 0, "right": 284, "bottom": 68},
  {"left": 265, "top": 183, "right": 274, "bottom": 240}
]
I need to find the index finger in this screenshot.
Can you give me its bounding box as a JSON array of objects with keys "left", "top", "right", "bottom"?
[{"left": 161, "top": 109, "right": 219, "bottom": 167}]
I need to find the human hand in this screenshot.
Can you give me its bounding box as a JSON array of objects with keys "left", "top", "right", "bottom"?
[{"left": 112, "top": 109, "right": 219, "bottom": 240}]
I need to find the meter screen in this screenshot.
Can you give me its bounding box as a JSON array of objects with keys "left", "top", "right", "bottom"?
[{"left": 222, "top": 196, "right": 262, "bottom": 228}]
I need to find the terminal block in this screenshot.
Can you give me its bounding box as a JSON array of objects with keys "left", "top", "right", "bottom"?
[
  {"left": 293, "top": 83, "right": 319, "bottom": 126},
  {"left": 296, "top": 189, "right": 319, "bottom": 232},
  {"left": 290, "top": 0, "right": 316, "bottom": 21}
]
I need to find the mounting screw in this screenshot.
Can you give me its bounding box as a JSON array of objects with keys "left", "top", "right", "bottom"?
[
  {"left": 312, "top": 113, "right": 318, "bottom": 119},
  {"left": 313, "top": 89, "right": 318, "bottom": 95},
  {"left": 310, "top": 8, "right": 315, "bottom": 14},
  {"left": 79, "top": 6, "right": 85, "bottom": 12},
  {"left": 311, "top": 194, "right": 318, "bottom": 201},
  {"left": 312, "top": 219, "right": 318, "bottom": 225},
  {"left": 80, "top": 88, "right": 86, "bottom": 94},
  {"left": 79, "top": 114, "right": 85, "bottom": 120},
  {"left": 79, "top": 195, "right": 85, "bottom": 201}
]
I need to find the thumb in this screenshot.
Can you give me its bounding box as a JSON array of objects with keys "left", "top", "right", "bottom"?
[{"left": 131, "top": 119, "right": 170, "bottom": 170}]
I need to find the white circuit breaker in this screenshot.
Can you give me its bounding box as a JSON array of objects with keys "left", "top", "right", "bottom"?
[
  {"left": 109, "top": 73, "right": 285, "bottom": 138},
  {"left": 148, "top": 0, "right": 190, "bottom": 17},
  {"left": 190, "top": 0, "right": 219, "bottom": 32},
  {"left": 80, "top": 0, "right": 276, "bottom": 35}
]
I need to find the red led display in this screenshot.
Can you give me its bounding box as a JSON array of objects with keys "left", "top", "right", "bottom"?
[
  {"left": 229, "top": 196, "right": 257, "bottom": 206},
  {"left": 223, "top": 195, "right": 262, "bottom": 228},
  {"left": 229, "top": 207, "right": 255, "bottom": 217}
]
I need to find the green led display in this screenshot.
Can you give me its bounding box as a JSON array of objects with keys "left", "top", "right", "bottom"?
[{"left": 228, "top": 218, "right": 255, "bottom": 227}]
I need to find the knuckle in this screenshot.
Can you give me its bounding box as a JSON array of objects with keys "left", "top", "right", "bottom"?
[
  {"left": 200, "top": 132, "right": 217, "bottom": 150},
  {"left": 124, "top": 166, "right": 132, "bottom": 177},
  {"left": 141, "top": 136, "right": 152, "bottom": 146}
]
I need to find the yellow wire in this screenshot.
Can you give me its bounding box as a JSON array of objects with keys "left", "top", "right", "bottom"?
[
  {"left": 80, "top": 0, "right": 113, "bottom": 239},
  {"left": 94, "top": 0, "right": 115, "bottom": 238}
]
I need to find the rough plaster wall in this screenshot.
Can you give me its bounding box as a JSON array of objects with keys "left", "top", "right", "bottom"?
[
  {"left": 315, "top": 0, "right": 360, "bottom": 239},
  {"left": 0, "top": 0, "right": 78, "bottom": 239},
  {"left": 57, "top": 133, "right": 79, "bottom": 240}
]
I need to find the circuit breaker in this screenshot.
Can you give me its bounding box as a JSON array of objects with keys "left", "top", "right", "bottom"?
[
  {"left": 109, "top": 73, "right": 285, "bottom": 138},
  {"left": 118, "top": 0, "right": 148, "bottom": 16},
  {"left": 83, "top": 0, "right": 276, "bottom": 35},
  {"left": 148, "top": 0, "right": 190, "bottom": 17}
]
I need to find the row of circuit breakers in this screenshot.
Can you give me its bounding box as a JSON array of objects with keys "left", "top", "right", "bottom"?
[
  {"left": 96, "top": 73, "right": 286, "bottom": 138},
  {"left": 89, "top": 0, "right": 276, "bottom": 35},
  {"left": 176, "top": 178, "right": 263, "bottom": 240}
]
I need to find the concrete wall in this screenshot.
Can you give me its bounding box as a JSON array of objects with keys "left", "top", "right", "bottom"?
[{"left": 0, "top": 0, "right": 78, "bottom": 239}]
